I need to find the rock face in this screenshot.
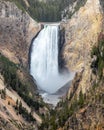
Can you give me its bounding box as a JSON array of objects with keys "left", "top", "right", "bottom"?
[
  {"left": 0, "top": 0, "right": 40, "bottom": 68},
  {"left": 62, "top": 0, "right": 103, "bottom": 71},
  {"left": 58, "top": 0, "right": 104, "bottom": 129},
  {"left": 61, "top": 0, "right": 87, "bottom": 20},
  {"left": 0, "top": 1, "right": 44, "bottom": 129},
  {"left": 63, "top": 85, "right": 104, "bottom": 130},
  {"left": 61, "top": 0, "right": 103, "bottom": 94}
]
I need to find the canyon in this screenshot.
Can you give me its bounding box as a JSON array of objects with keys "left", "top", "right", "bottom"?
[{"left": 0, "top": 0, "right": 104, "bottom": 130}]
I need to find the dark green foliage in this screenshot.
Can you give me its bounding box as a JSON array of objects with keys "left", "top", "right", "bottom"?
[
  {"left": 26, "top": 0, "right": 70, "bottom": 22},
  {"left": 15, "top": 101, "right": 36, "bottom": 122},
  {"left": 41, "top": 33, "right": 103, "bottom": 130},
  {"left": 1, "top": 88, "right": 6, "bottom": 99},
  {"left": 91, "top": 34, "right": 104, "bottom": 79},
  {"left": 0, "top": 54, "right": 43, "bottom": 112},
  {"left": 4, "top": 0, "right": 87, "bottom": 22},
  {"left": 74, "top": 0, "right": 87, "bottom": 12},
  {"left": 40, "top": 93, "right": 85, "bottom": 129},
  {"left": 5, "top": 0, "right": 70, "bottom": 22},
  {"left": 64, "top": 0, "right": 87, "bottom": 19},
  {"left": 78, "top": 91, "right": 84, "bottom": 108},
  {"left": 18, "top": 92, "right": 43, "bottom": 111},
  {"left": 16, "top": 99, "right": 19, "bottom": 106},
  {"left": 99, "top": 0, "right": 104, "bottom": 12}
]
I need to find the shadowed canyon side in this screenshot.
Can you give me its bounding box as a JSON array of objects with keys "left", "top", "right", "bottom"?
[{"left": 30, "top": 24, "right": 74, "bottom": 96}]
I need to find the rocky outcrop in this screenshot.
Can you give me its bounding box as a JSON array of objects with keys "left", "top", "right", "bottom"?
[
  {"left": 0, "top": 0, "right": 40, "bottom": 68},
  {"left": 62, "top": 0, "right": 103, "bottom": 71},
  {"left": 61, "top": 0, "right": 87, "bottom": 20},
  {"left": 61, "top": 0, "right": 103, "bottom": 95},
  {"left": 56, "top": 0, "right": 104, "bottom": 129},
  {"left": 0, "top": 1, "right": 45, "bottom": 129},
  {"left": 62, "top": 80, "right": 104, "bottom": 130}
]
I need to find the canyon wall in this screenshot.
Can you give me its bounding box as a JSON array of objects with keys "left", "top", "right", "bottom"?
[
  {"left": 58, "top": 0, "right": 104, "bottom": 129},
  {"left": 0, "top": 1, "right": 44, "bottom": 129},
  {"left": 0, "top": 0, "right": 40, "bottom": 68},
  {"left": 61, "top": 0, "right": 103, "bottom": 94}
]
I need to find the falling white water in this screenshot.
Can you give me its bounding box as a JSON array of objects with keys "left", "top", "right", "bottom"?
[{"left": 30, "top": 24, "right": 74, "bottom": 94}]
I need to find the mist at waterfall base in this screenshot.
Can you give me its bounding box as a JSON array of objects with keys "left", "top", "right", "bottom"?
[{"left": 30, "top": 24, "right": 74, "bottom": 105}]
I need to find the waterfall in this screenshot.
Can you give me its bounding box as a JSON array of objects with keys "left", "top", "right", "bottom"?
[{"left": 30, "top": 24, "right": 73, "bottom": 94}]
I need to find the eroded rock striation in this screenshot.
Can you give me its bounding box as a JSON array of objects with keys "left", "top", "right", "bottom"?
[
  {"left": 62, "top": 0, "right": 102, "bottom": 71},
  {"left": 0, "top": 0, "right": 40, "bottom": 67},
  {"left": 61, "top": 0, "right": 103, "bottom": 94},
  {"left": 57, "top": 0, "right": 104, "bottom": 129},
  {"left": 0, "top": 1, "right": 44, "bottom": 129}
]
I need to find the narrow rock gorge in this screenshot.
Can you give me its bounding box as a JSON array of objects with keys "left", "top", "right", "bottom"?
[
  {"left": 0, "top": 0, "right": 104, "bottom": 130},
  {"left": 39, "top": 0, "right": 104, "bottom": 129}
]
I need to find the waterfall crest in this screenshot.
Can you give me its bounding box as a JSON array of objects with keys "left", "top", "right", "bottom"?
[{"left": 30, "top": 24, "right": 73, "bottom": 94}]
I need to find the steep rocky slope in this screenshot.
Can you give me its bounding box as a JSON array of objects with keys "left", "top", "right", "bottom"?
[
  {"left": 61, "top": 0, "right": 87, "bottom": 20},
  {"left": 0, "top": 0, "right": 104, "bottom": 129},
  {"left": 62, "top": 0, "right": 103, "bottom": 93},
  {"left": 59, "top": 0, "right": 104, "bottom": 129},
  {"left": 0, "top": 54, "right": 45, "bottom": 129},
  {"left": 63, "top": 0, "right": 102, "bottom": 71},
  {"left": 0, "top": 1, "right": 48, "bottom": 129},
  {"left": 40, "top": 0, "right": 104, "bottom": 129},
  {"left": 5, "top": 0, "right": 73, "bottom": 22},
  {"left": 0, "top": 0, "right": 40, "bottom": 68}
]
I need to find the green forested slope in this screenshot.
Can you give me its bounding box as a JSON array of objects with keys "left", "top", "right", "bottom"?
[
  {"left": 5, "top": 0, "right": 87, "bottom": 22},
  {"left": 39, "top": 33, "right": 104, "bottom": 130}
]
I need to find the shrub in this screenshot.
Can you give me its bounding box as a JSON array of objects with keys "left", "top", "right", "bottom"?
[
  {"left": 91, "top": 35, "right": 104, "bottom": 79},
  {"left": 0, "top": 54, "right": 43, "bottom": 112}
]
